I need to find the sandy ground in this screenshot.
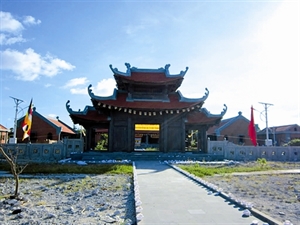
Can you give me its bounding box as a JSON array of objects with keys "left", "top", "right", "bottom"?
[{"left": 203, "top": 162, "right": 300, "bottom": 224}]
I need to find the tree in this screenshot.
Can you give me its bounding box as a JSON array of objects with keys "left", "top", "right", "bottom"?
[
  {"left": 0, "top": 146, "right": 27, "bottom": 198},
  {"left": 95, "top": 133, "right": 108, "bottom": 150},
  {"left": 283, "top": 139, "right": 300, "bottom": 146}
]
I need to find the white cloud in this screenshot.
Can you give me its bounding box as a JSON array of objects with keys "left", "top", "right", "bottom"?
[
  {"left": 70, "top": 88, "right": 88, "bottom": 95},
  {"left": 23, "top": 15, "right": 41, "bottom": 26},
  {"left": 0, "top": 11, "right": 24, "bottom": 33},
  {"left": 93, "top": 78, "right": 116, "bottom": 96},
  {"left": 0, "top": 11, "right": 75, "bottom": 81},
  {"left": 0, "top": 33, "right": 25, "bottom": 45},
  {"left": 63, "top": 77, "right": 89, "bottom": 88},
  {"left": 0, "top": 11, "right": 41, "bottom": 45},
  {"left": 0, "top": 48, "right": 75, "bottom": 81},
  {"left": 69, "top": 78, "right": 116, "bottom": 95}
]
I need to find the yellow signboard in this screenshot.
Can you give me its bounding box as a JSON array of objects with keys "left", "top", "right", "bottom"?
[{"left": 135, "top": 124, "right": 160, "bottom": 131}]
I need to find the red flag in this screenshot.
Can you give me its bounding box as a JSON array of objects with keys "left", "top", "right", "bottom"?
[
  {"left": 22, "top": 99, "right": 33, "bottom": 141},
  {"left": 248, "top": 106, "right": 257, "bottom": 146}
]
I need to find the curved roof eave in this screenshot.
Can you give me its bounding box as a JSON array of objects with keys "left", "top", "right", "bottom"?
[
  {"left": 200, "top": 104, "right": 227, "bottom": 118},
  {"left": 178, "top": 88, "right": 209, "bottom": 102},
  {"left": 110, "top": 63, "right": 188, "bottom": 78},
  {"left": 66, "top": 100, "right": 96, "bottom": 115},
  {"left": 88, "top": 84, "right": 118, "bottom": 101}
]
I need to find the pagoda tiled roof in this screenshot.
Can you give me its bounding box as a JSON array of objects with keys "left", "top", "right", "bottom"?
[
  {"left": 186, "top": 106, "right": 227, "bottom": 125},
  {"left": 88, "top": 86, "right": 209, "bottom": 113},
  {"left": 110, "top": 63, "right": 188, "bottom": 90},
  {"left": 117, "top": 71, "right": 182, "bottom": 84},
  {"left": 66, "top": 101, "right": 109, "bottom": 123}
]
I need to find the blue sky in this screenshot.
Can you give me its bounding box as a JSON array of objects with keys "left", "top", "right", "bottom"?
[{"left": 0, "top": 0, "right": 299, "bottom": 131}]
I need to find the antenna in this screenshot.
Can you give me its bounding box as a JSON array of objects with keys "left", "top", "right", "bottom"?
[
  {"left": 259, "top": 102, "right": 273, "bottom": 146},
  {"left": 10, "top": 96, "right": 24, "bottom": 143}
]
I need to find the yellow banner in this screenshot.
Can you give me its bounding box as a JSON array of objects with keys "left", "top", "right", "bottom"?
[{"left": 135, "top": 124, "right": 160, "bottom": 131}]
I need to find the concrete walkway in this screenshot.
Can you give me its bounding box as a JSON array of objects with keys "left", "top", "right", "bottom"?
[{"left": 134, "top": 161, "right": 269, "bottom": 225}]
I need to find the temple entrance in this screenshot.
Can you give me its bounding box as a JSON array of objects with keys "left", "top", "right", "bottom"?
[{"left": 134, "top": 124, "right": 159, "bottom": 151}]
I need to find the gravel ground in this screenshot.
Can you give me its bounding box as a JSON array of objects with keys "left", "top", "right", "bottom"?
[
  {"left": 203, "top": 162, "right": 300, "bottom": 225},
  {"left": 0, "top": 174, "right": 136, "bottom": 225},
  {"left": 1, "top": 161, "right": 299, "bottom": 225}
]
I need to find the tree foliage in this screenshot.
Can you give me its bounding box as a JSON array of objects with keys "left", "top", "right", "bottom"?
[
  {"left": 95, "top": 133, "right": 108, "bottom": 150},
  {"left": 283, "top": 138, "right": 300, "bottom": 146}
]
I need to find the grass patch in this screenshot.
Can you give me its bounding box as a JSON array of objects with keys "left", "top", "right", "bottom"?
[
  {"left": 0, "top": 162, "right": 132, "bottom": 175},
  {"left": 178, "top": 162, "right": 276, "bottom": 178}
]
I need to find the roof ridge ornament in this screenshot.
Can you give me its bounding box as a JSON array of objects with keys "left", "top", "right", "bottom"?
[
  {"left": 109, "top": 63, "right": 131, "bottom": 76},
  {"left": 221, "top": 104, "right": 227, "bottom": 116},
  {"left": 165, "top": 64, "right": 188, "bottom": 77},
  {"left": 66, "top": 100, "right": 95, "bottom": 114},
  {"left": 110, "top": 63, "right": 188, "bottom": 77},
  {"left": 66, "top": 100, "right": 72, "bottom": 113},
  {"left": 88, "top": 84, "right": 95, "bottom": 98},
  {"left": 201, "top": 104, "right": 227, "bottom": 117},
  {"left": 88, "top": 84, "right": 117, "bottom": 100},
  {"left": 178, "top": 88, "right": 209, "bottom": 102}
]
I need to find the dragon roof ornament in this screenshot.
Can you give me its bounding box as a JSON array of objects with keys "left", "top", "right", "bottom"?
[
  {"left": 88, "top": 84, "right": 117, "bottom": 100},
  {"left": 109, "top": 63, "right": 188, "bottom": 77},
  {"left": 66, "top": 100, "right": 95, "bottom": 114},
  {"left": 200, "top": 104, "right": 227, "bottom": 117},
  {"left": 178, "top": 88, "right": 209, "bottom": 102}
]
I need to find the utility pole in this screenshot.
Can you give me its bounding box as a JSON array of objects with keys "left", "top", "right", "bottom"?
[
  {"left": 10, "top": 96, "right": 23, "bottom": 143},
  {"left": 259, "top": 102, "right": 273, "bottom": 146}
]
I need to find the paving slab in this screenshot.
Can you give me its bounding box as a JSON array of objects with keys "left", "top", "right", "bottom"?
[{"left": 135, "top": 161, "right": 268, "bottom": 225}]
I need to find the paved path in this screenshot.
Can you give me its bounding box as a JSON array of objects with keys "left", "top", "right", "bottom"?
[{"left": 134, "top": 161, "right": 268, "bottom": 225}]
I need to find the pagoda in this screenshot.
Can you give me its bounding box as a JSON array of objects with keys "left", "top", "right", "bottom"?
[{"left": 66, "top": 63, "right": 227, "bottom": 152}]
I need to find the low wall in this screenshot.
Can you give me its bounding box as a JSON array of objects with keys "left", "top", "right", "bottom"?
[
  {"left": 1, "top": 139, "right": 299, "bottom": 163},
  {"left": 207, "top": 140, "right": 300, "bottom": 162},
  {"left": 0, "top": 139, "right": 83, "bottom": 163}
]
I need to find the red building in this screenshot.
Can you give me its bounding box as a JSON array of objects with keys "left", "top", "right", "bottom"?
[
  {"left": 67, "top": 63, "right": 227, "bottom": 152},
  {"left": 16, "top": 108, "right": 76, "bottom": 143},
  {"left": 207, "top": 111, "right": 259, "bottom": 145},
  {"left": 257, "top": 124, "right": 300, "bottom": 146}
]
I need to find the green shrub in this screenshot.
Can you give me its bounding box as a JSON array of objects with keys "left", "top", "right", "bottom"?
[{"left": 257, "top": 158, "right": 267, "bottom": 167}]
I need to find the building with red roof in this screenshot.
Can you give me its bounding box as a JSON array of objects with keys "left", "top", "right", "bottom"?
[
  {"left": 67, "top": 63, "right": 227, "bottom": 152},
  {"left": 16, "top": 107, "right": 76, "bottom": 143},
  {"left": 257, "top": 124, "right": 300, "bottom": 146},
  {"left": 207, "top": 111, "right": 259, "bottom": 145}
]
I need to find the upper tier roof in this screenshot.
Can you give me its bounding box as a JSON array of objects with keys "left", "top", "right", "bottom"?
[
  {"left": 88, "top": 85, "right": 210, "bottom": 114},
  {"left": 110, "top": 63, "right": 188, "bottom": 92}
]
